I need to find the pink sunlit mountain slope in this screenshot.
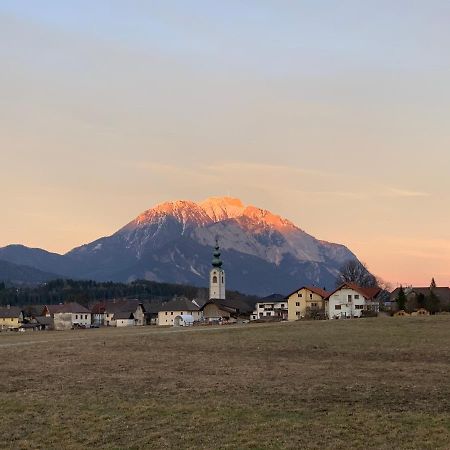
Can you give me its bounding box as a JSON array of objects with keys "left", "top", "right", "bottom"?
[{"left": 0, "top": 197, "right": 359, "bottom": 295}]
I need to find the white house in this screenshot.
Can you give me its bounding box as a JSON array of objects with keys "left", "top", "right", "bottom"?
[
  {"left": 114, "top": 312, "right": 136, "bottom": 327},
  {"left": 324, "top": 283, "right": 381, "bottom": 319},
  {"left": 50, "top": 302, "right": 92, "bottom": 330},
  {"left": 158, "top": 298, "right": 202, "bottom": 326},
  {"left": 250, "top": 294, "right": 287, "bottom": 321},
  {"left": 91, "top": 299, "right": 145, "bottom": 327}
]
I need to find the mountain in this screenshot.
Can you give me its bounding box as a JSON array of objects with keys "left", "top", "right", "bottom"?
[
  {"left": 0, "top": 259, "right": 61, "bottom": 285},
  {"left": 0, "top": 197, "right": 359, "bottom": 295}
]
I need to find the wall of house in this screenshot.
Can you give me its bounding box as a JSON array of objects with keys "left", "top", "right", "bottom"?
[
  {"left": 72, "top": 313, "right": 91, "bottom": 327},
  {"left": 287, "top": 289, "right": 324, "bottom": 321},
  {"left": 116, "top": 319, "right": 135, "bottom": 327},
  {"left": 133, "top": 307, "right": 145, "bottom": 326},
  {"left": 158, "top": 310, "right": 202, "bottom": 326},
  {"left": 251, "top": 302, "right": 287, "bottom": 320},
  {"left": 203, "top": 303, "right": 230, "bottom": 320},
  {"left": 54, "top": 313, "right": 73, "bottom": 331},
  {"left": 327, "top": 288, "right": 367, "bottom": 319},
  {"left": 0, "top": 317, "right": 20, "bottom": 329}
]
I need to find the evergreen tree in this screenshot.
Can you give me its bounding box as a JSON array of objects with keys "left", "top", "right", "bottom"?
[
  {"left": 396, "top": 286, "right": 407, "bottom": 311},
  {"left": 425, "top": 290, "right": 440, "bottom": 314},
  {"left": 430, "top": 278, "right": 437, "bottom": 289}
]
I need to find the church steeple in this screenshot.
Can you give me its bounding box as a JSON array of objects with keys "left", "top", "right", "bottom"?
[
  {"left": 212, "top": 239, "right": 223, "bottom": 268},
  {"left": 209, "top": 239, "right": 225, "bottom": 300}
]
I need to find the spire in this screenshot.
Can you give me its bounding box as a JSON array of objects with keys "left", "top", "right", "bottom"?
[{"left": 212, "top": 238, "right": 223, "bottom": 268}]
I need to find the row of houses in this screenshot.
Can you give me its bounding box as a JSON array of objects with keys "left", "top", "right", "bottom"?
[{"left": 250, "top": 283, "right": 382, "bottom": 321}]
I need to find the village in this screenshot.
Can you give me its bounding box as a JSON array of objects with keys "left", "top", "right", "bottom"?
[{"left": 1, "top": 242, "right": 449, "bottom": 333}]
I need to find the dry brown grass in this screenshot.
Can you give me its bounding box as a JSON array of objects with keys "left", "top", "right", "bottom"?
[{"left": 1, "top": 316, "right": 450, "bottom": 449}]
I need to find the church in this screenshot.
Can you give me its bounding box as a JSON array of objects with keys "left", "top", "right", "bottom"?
[{"left": 200, "top": 240, "right": 240, "bottom": 323}]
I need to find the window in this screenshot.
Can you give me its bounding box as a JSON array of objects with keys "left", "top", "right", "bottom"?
[
  {"left": 85, "top": 315, "right": 88, "bottom": 319},
  {"left": 310, "top": 294, "right": 313, "bottom": 299},
  {"left": 180, "top": 312, "right": 183, "bottom": 315},
  {"left": 295, "top": 302, "right": 300, "bottom": 307},
  {"left": 280, "top": 304, "right": 285, "bottom": 308},
  {"left": 348, "top": 295, "right": 352, "bottom": 302},
  {"left": 171, "top": 312, "right": 173, "bottom": 315},
  {"left": 75, "top": 315, "right": 78, "bottom": 319},
  {"left": 335, "top": 305, "right": 341, "bottom": 310},
  {"left": 355, "top": 305, "right": 364, "bottom": 310},
  {"left": 222, "top": 277, "right": 224, "bottom": 283},
  {"left": 298, "top": 293, "right": 303, "bottom": 297},
  {"left": 354, "top": 295, "right": 360, "bottom": 299},
  {"left": 165, "top": 312, "right": 168, "bottom": 316},
  {"left": 311, "top": 303, "right": 317, "bottom": 307},
  {"left": 213, "top": 276, "right": 218, "bottom": 283},
  {"left": 296, "top": 311, "right": 300, "bottom": 316}
]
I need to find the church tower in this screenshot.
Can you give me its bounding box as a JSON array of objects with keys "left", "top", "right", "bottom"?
[{"left": 209, "top": 239, "right": 226, "bottom": 300}]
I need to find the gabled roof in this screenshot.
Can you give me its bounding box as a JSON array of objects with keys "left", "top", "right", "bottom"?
[
  {"left": 142, "top": 300, "right": 166, "bottom": 314},
  {"left": 325, "top": 283, "right": 381, "bottom": 300},
  {"left": 35, "top": 316, "right": 53, "bottom": 326},
  {"left": 91, "top": 299, "right": 142, "bottom": 315},
  {"left": 261, "top": 293, "right": 285, "bottom": 301},
  {"left": 159, "top": 297, "right": 200, "bottom": 312},
  {"left": 201, "top": 298, "right": 246, "bottom": 315},
  {"left": 113, "top": 311, "right": 135, "bottom": 320},
  {"left": 0, "top": 306, "right": 22, "bottom": 318},
  {"left": 53, "top": 302, "right": 91, "bottom": 314},
  {"left": 42, "top": 304, "right": 63, "bottom": 315},
  {"left": 285, "top": 286, "right": 331, "bottom": 299}
]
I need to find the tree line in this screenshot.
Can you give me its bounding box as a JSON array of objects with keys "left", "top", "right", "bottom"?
[{"left": 0, "top": 279, "right": 257, "bottom": 308}]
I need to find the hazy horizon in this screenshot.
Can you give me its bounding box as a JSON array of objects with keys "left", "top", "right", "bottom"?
[{"left": 1, "top": 1, "right": 450, "bottom": 287}]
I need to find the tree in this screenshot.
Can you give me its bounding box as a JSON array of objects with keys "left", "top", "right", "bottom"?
[
  {"left": 336, "top": 260, "right": 377, "bottom": 288},
  {"left": 396, "top": 286, "right": 407, "bottom": 311},
  {"left": 417, "top": 293, "right": 426, "bottom": 309},
  {"left": 430, "top": 278, "right": 437, "bottom": 289},
  {"left": 425, "top": 290, "right": 440, "bottom": 314}
]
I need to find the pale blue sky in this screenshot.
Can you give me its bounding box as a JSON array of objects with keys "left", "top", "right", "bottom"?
[{"left": 1, "top": 1, "right": 450, "bottom": 285}]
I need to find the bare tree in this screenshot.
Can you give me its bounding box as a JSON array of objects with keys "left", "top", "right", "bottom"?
[{"left": 336, "top": 260, "right": 378, "bottom": 288}]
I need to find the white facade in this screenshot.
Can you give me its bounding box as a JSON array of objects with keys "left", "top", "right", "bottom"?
[
  {"left": 116, "top": 318, "right": 135, "bottom": 327},
  {"left": 250, "top": 301, "right": 288, "bottom": 320},
  {"left": 54, "top": 312, "right": 91, "bottom": 330},
  {"left": 158, "top": 310, "right": 203, "bottom": 326},
  {"left": 210, "top": 267, "right": 225, "bottom": 300},
  {"left": 72, "top": 312, "right": 91, "bottom": 327},
  {"left": 326, "top": 288, "right": 379, "bottom": 319}
]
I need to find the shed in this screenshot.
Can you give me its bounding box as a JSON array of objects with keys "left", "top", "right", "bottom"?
[{"left": 173, "top": 315, "right": 194, "bottom": 327}]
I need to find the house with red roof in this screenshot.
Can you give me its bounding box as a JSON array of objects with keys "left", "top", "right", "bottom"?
[
  {"left": 286, "top": 286, "right": 330, "bottom": 320},
  {"left": 324, "top": 283, "right": 381, "bottom": 319}
]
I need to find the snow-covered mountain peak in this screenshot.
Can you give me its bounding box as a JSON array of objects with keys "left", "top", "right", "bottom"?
[
  {"left": 241, "top": 205, "right": 296, "bottom": 231},
  {"left": 200, "top": 196, "right": 246, "bottom": 221}
]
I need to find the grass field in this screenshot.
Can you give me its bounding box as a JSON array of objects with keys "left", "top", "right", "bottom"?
[{"left": 1, "top": 316, "right": 450, "bottom": 449}]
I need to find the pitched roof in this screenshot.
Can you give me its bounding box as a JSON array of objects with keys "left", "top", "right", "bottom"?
[
  {"left": 261, "top": 293, "right": 285, "bottom": 301},
  {"left": 53, "top": 302, "right": 91, "bottom": 314},
  {"left": 159, "top": 297, "right": 200, "bottom": 312},
  {"left": 113, "top": 311, "right": 135, "bottom": 320},
  {"left": 0, "top": 306, "right": 22, "bottom": 318},
  {"left": 91, "top": 299, "right": 142, "bottom": 315},
  {"left": 35, "top": 316, "right": 53, "bottom": 326},
  {"left": 285, "top": 286, "right": 331, "bottom": 299},
  {"left": 325, "top": 283, "right": 381, "bottom": 300},
  {"left": 142, "top": 300, "right": 166, "bottom": 314}
]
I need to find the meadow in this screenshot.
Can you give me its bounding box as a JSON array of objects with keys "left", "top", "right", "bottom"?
[{"left": 1, "top": 316, "right": 450, "bottom": 449}]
